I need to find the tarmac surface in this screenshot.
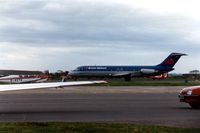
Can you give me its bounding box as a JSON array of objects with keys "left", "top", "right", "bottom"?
[{"left": 0, "top": 86, "right": 199, "bottom": 128}]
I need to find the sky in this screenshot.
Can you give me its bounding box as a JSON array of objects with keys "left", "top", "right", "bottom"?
[{"left": 0, "top": 0, "right": 200, "bottom": 73}]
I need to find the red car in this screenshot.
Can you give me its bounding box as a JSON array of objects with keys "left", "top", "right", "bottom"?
[{"left": 179, "top": 86, "right": 200, "bottom": 108}]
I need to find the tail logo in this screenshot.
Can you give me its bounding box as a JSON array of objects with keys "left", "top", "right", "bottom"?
[{"left": 164, "top": 58, "right": 174, "bottom": 65}]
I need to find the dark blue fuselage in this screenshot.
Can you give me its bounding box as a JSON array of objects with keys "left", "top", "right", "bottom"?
[
  {"left": 69, "top": 65, "right": 174, "bottom": 80},
  {"left": 68, "top": 53, "right": 185, "bottom": 81},
  {"left": 73, "top": 65, "right": 173, "bottom": 72}
]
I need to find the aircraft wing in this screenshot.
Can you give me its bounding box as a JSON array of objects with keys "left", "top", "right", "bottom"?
[
  {"left": 0, "top": 81, "right": 107, "bottom": 92},
  {"left": 113, "top": 73, "right": 131, "bottom": 76}
]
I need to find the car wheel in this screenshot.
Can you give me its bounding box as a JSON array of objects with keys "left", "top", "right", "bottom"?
[{"left": 189, "top": 103, "right": 200, "bottom": 109}]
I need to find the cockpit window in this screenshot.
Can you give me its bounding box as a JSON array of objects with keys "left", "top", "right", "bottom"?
[
  {"left": 74, "top": 67, "right": 81, "bottom": 71},
  {"left": 74, "top": 66, "right": 90, "bottom": 71},
  {"left": 75, "top": 66, "right": 85, "bottom": 71}
]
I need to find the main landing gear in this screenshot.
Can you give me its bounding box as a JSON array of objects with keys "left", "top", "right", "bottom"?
[{"left": 124, "top": 75, "right": 131, "bottom": 81}]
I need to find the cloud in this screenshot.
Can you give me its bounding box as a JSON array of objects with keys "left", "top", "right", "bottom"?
[
  {"left": 0, "top": 0, "right": 190, "bottom": 44},
  {"left": 0, "top": 0, "right": 199, "bottom": 72}
]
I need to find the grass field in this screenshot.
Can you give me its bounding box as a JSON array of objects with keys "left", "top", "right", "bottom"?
[
  {"left": 0, "top": 123, "right": 199, "bottom": 133},
  {"left": 106, "top": 80, "right": 200, "bottom": 86},
  {"left": 96, "top": 79, "right": 200, "bottom": 86},
  {"left": 69, "top": 77, "right": 200, "bottom": 86}
]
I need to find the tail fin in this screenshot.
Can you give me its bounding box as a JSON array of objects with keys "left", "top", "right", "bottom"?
[{"left": 157, "top": 53, "right": 187, "bottom": 67}]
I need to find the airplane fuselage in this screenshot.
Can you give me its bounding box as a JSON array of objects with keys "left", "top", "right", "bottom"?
[
  {"left": 0, "top": 75, "right": 49, "bottom": 84},
  {"left": 69, "top": 65, "right": 174, "bottom": 79},
  {"left": 69, "top": 53, "right": 186, "bottom": 81}
]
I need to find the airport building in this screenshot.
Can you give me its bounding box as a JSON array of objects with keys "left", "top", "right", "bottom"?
[{"left": 183, "top": 70, "right": 200, "bottom": 80}]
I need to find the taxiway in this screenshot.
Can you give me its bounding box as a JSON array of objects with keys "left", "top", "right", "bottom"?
[{"left": 0, "top": 86, "right": 199, "bottom": 128}]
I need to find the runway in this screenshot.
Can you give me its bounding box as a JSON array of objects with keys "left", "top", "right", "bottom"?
[{"left": 0, "top": 86, "right": 199, "bottom": 128}]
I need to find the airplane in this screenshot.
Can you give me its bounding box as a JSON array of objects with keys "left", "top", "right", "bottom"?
[
  {"left": 68, "top": 53, "right": 187, "bottom": 81},
  {"left": 0, "top": 80, "right": 107, "bottom": 92},
  {"left": 0, "top": 74, "right": 49, "bottom": 84},
  {"left": 0, "top": 70, "right": 49, "bottom": 84}
]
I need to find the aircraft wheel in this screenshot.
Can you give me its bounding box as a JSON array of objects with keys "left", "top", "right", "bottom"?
[{"left": 124, "top": 76, "right": 131, "bottom": 81}]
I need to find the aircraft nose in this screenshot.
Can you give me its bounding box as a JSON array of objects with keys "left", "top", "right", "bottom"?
[{"left": 68, "top": 70, "right": 76, "bottom": 76}]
